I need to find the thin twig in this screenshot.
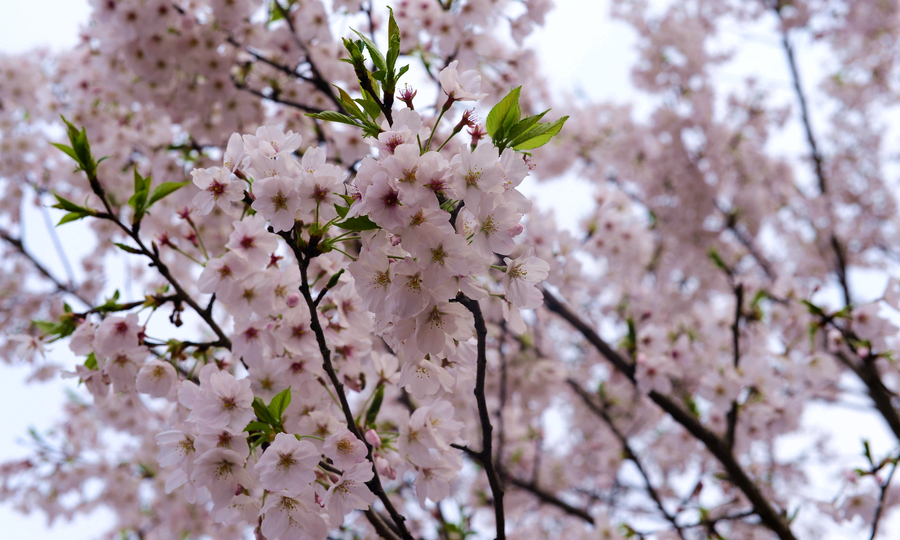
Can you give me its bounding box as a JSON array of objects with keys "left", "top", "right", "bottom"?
[
  {"left": 0, "top": 228, "right": 91, "bottom": 306},
  {"left": 568, "top": 380, "right": 686, "bottom": 539},
  {"left": 543, "top": 289, "right": 798, "bottom": 540}
]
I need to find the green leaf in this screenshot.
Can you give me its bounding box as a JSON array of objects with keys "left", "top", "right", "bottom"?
[
  {"left": 253, "top": 397, "right": 279, "bottom": 426},
  {"left": 356, "top": 97, "right": 382, "bottom": 121},
  {"left": 504, "top": 110, "right": 549, "bottom": 143},
  {"left": 335, "top": 215, "right": 379, "bottom": 232},
  {"left": 801, "top": 300, "right": 825, "bottom": 317},
  {"left": 511, "top": 116, "right": 568, "bottom": 150},
  {"left": 58, "top": 211, "right": 91, "bottom": 226},
  {"left": 486, "top": 87, "right": 522, "bottom": 139},
  {"left": 113, "top": 242, "right": 143, "bottom": 255},
  {"left": 336, "top": 86, "right": 366, "bottom": 120},
  {"left": 84, "top": 353, "right": 98, "bottom": 371},
  {"left": 707, "top": 247, "right": 727, "bottom": 271},
  {"left": 268, "top": 386, "right": 292, "bottom": 421},
  {"left": 52, "top": 193, "right": 92, "bottom": 214},
  {"left": 50, "top": 143, "right": 80, "bottom": 163},
  {"left": 147, "top": 181, "right": 190, "bottom": 208},
  {"left": 351, "top": 29, "right": 387, "bottom": 73},
  {"left": 334, "top": 204, "right": 350, "bottom": 219},
  {"left": 128, "top": 166, "right": 151, "bottom": 224},
  {"left": 244, "top": 421, "right": 272, "bottom": 432},
  {"left": 306, "top": 111, "right": 362, "bottom": 128},
  {"left": 386, "top": 7, "right": 400, "bottom": 71},
  {"left": 365, "top": 384, "right": 385, "bottom": 427}
]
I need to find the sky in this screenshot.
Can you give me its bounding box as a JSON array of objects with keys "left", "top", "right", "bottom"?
[{"left": 0, "top": 0, "right": 897, "bottom": 538}]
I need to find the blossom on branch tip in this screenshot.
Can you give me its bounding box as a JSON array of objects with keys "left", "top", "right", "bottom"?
[{"left": 439, "top": 60, "right": 488, "bottom": 102}]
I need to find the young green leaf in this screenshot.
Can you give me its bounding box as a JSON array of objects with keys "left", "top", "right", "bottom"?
[
  {"left": 146, "top": 181, "right": 190, "bottom": 208},
  {"left": 486, "top": 86, "right": 522, "bottom": 139},
  {"left": 335, "top": 215, "right": 379, "bottom": 232},
  {"left": 113, "top": 242, "right": 143, "bottom": 255},
  {"left": 365, "top": 384, "right": 385, "bottom": 427},
  {"left": 268, "top": 386, "right": 292, "bottom": 421},
  {"left": 510, "top": 116, "right": 568, "bottom": 150}
]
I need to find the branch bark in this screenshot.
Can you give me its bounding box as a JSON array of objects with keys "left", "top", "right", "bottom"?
[
  {"left": 457, "top": 293, "right": 506, "bottom": 540},
  {"left": 542, "top": 288, "right": 798, "bottom": 540}
]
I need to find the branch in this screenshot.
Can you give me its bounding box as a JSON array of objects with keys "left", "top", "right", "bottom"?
[
  {"left": 777, "top": 11, "right": 852, "bottom": 307},
  {"left": 232, "top": 78, "right": 327, "bottom": 114},
  {"left": 542, "top": 289, "right": 797, "bottom": 540},
  {"left": 506, "top": 476, "right": 595, "bottom": 525},
  {"left": 567, "top": 380, "right": 686, "bottom": 539},
  {"left": 540, "top": 287, "right": 636, "bottom": 381},
  {"left": 86, "top": 171, "right": 231, "bottom": 350},
  {"left": 777, "top": 18, "right": 826, "bottom": 195},
  {"left": 296, "top": 249, "right": 414, "bottom": 540},
  {"left": 270, "top": 0, "right": 345, "bottom": 113},
  {"left": 456, "top": 293, "right": 506, "bottom": 539},
  {"left": 725, "top": 283, "right": 744, "bottom": 450},
  {"left": 0, "top": 228, "right": 91, "bottom": 307}
]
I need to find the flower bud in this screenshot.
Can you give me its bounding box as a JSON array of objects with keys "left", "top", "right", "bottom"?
[
  {"left": 364, "top": 429, "right": 381, "bottom": 448},
  {"left": 286, "top": 293, "right": 300, "bottom": 308}
]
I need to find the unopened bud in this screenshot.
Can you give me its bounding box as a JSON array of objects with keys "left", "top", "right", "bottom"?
[
  {"left": 375, "top": 455, "right": 396, "bottom": 480},
  {"left": 286, "top": 293, "right": 300, "bottom": 308},
  {"left": 365, "top": 429, "right": 382, "bottom": 448}
]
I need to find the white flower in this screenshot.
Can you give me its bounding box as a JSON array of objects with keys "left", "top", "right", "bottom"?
[
  {"left": 191, "top": 166, "right": 245, "bottom": 215},
  {"left": 191, "top": 447, "right": 254, "bottom": 510},
  {"left": 189, "top": 369, "right": 254, "bottom": 431},
  {"left": 254, "top": 433, "right": 319, "bottom": 495},
  {"left": 439, "top": 60, "right": 488, "bottom": 101},
  {"left": 251, "top": 176, "right": 301, "bottom": 232},
  {"left": 502, "top": 247, "right": 550, "bottom": 308},
  {"left": 136, "top": 358, "right": 176, "bottom": 398},
  {"left": 323, "top": 428, "right": 368, "bottom": 470},
  {"left": 260, "top": 488, "right": 327, "bottom": 540},
  {"left": 323, "top": 463, "right": 376, "bottom": 527}
]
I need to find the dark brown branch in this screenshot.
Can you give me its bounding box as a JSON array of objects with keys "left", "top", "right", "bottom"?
[
  {"left": 869, "top": 450, "right": 900, "bottom": 540},
  {"left": 364, "top": 508, "right": 402, "bottom": 540},
  {"left": 543, "top": 289, "right": 797, "bottom": 540},
  {"left": 0, "top": 228, "right": 91, "bottom": 306},
  {"left": 725, "top": 283, "right": 744, "bottom": 450},
  {"left": 506, "top": 476, "right": 595, "bottom": 525},
  {"left": 270, "top": 0, "right": 345, "bottom": 113},
  {"left": 777, "top": 11, "right": 853, "bottom": 308},
  {"left": 541, "top": 287, "right": 636, "bottom": 381},
  {"left": 567, "top": 380, "right": 686, "bottom": 539},
  {"left": 777, "top": 18, "right": 826, "bottom": 195},
  {"left": 232, "top": 79, "right": 327, "bottom": 114},
  {"left": 456, "top": 293, "right": 506, "bottom": 539},
  {"left": 87, "top": 170, "right": 231, "bottom": 350},
  {"left": 296, "top": 250, "right": 414, "bottom": 540}
]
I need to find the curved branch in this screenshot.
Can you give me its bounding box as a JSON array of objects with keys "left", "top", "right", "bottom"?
[{"left": 542, "top": 288, "right": 797, "bottom": 540}]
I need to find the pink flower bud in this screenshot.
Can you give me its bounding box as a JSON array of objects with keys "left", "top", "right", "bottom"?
[
  {"left": 375, "top": 455, "right": 396, "bottom": 480},
  {"left": 286, "top": 293, "right": 300, "bottom": 308},
  {"left": 508, "top": 224, "right": 524, "bottom": 237},
  {"left": 391, "top": 234, "right": 402, "bottom": 246},
  {"left": 364, "top": 429, "right": 381, "bottom": 448}
]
